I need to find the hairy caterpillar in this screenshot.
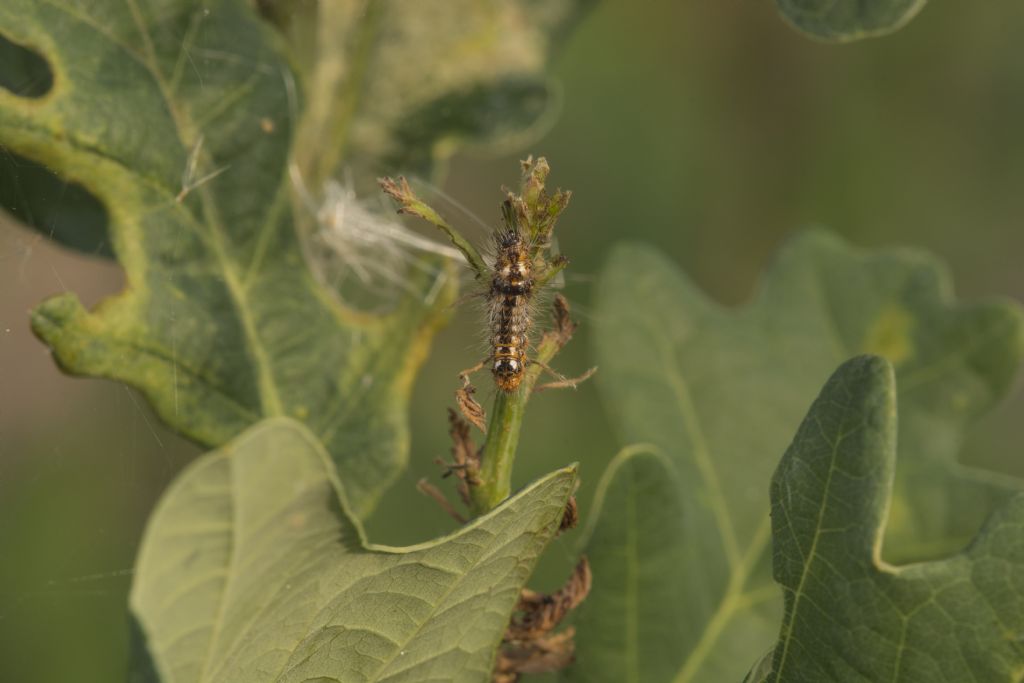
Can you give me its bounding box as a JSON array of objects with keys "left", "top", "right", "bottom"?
[
  {"left": 378, "top": 163, "right": 577, "bottom": 395},
  {"left": 488, "top": 225, "right": 534, "bottom": 392}
]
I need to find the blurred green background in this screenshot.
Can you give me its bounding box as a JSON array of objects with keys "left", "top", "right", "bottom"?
[{"left": 2, "top": 1, "right": 1023, "bottom": 680}]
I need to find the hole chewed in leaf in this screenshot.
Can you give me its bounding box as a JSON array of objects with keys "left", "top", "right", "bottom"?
[
  {"left": 0, "top": 149, "right": 112, "bottom": 257},
  {"left": 0, "top": 33, "right": 53, "bottom": 98}
]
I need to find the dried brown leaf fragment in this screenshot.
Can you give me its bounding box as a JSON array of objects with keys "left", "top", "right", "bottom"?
[
  {"left": 433, "top": 408, "right": 482, "bottom": 509},
  {"left": 559, "top": 495, "right": 579, "bottom": 533},
  {"left": 493, "top": 629, "right": 577, "bottom": 682},
  {"left": 456, "top": 383, "right": 488, "bottom": 433},
  {"left": 493, "top": 556, "right": 592, "bottom": 681}
]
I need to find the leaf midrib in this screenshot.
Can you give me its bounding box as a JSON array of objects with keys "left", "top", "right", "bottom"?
[
  {"left": 671, "top": 518, "right": 771, "bottom": 683},
  {"left": 771, "top": 421, "right": 850, "bottom": 680},
  {"left": 649, "top": 291, "right": 847, "bottom": 681},
  {"left": 125, "top": 0, "right": 285, "bottom": 416},
  {"left": 24, "top": 0, "right": 290, "bottom": 419},
  {"left": 654, "top": 322, "right": 777, "bottom": 683},
  {"left": 320, "top": 0, "right": 381, "bottom": 179},
  {"left": 655, "top": 326, "right": 740, "bottom": 567},
  {"left": 668, "top": 267, "right": 862, "bottom": 681}
]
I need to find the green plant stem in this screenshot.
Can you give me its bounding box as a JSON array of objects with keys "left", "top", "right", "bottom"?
[
  {"left": 379, "top": 177, "right": 489, "bottom": 278},
  {"left": 293, "top": 0, "right": 382, "bottom": 187},
  {"left": 470, "top": 330, "right": 563, "bottom": 515},
  {"left": 403, "top": 200, "right": 489, "bottom": 278},
  {"left": 472, "top": 390, "right": 523, "bottom": 514},
  {"left": 383, "top": 158, "right": 572, "bottom": 517}
]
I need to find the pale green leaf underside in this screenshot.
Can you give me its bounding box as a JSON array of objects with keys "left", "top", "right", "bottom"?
[
  {"left": 566, "top": 446, "right": 780, "bottom": 683},
  {"left": 572, "top": 231, "right": 1024, "bottom": 682},
  {"left": 131, "top": 418, "right": 577, "bottom": 683},
  {"left": 776, "top": 0, "right": 927, "bottom": 41},
  {"left": 753, "top": 355, "right": 1024, "bottom": 682},
  {"left": 0, "top": 0, "right": 459, "bottom": 515}
]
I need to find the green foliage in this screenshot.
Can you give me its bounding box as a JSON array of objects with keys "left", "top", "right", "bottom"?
[
  {"left": 0, "top": 0, "right": 448, "bottom": 515},
  {"left": 130, "top": 418, "right": 577, "bottom": 683},
  {"left": 568, "top": 447, "right": 693, "bottom": 682},
  {"left": 776, "top": 0, "right": 927, "bottom": 41},
  {"left": 3, "top": 0, "right": 1017, "bottom": 680},
  {"left": 748, "top": 355, "right": 1024, "bottom": 682},
  {"left": 280, "top": 0, "right": 591, "bottom": 186},
  {"left": 0, "top": 0, "right": 587, "bottom": 515},
  {"left": 568, "top": 231, "right": 1024, "bottom": 682}
]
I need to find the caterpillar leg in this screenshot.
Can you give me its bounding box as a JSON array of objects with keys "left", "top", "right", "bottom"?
[{"left": 534, "top": 364, "right": 597, "bottom": 393}]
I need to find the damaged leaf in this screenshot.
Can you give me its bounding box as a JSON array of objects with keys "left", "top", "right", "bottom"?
[
  {"left": 2, "top": 0, "right": 592, "bottom": 512},
  {"left": 508, "top": 557, "right": 592, "bottom": 641},
  {"left": 0, "top": 0, "right": 466, "bottom": 515},
  {"left": 130, "top": 418, "right": 577, "bottom": 683},
  {"left": 440, "top": 407, "right": 482, "bottom": 511},
  {"left": 457, "top": 384, "right": 489, "bottom": 433},
  {"left": 748, "top": 355, "right": 1024, "bottom": 682},
  {"left": 568, "top": 231, "right": 1024, "bottom": 682}
]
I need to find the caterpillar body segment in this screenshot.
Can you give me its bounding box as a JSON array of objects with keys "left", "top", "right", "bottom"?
[{"left": 489, "top": 228, "right": 535, "bottom": 393}]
